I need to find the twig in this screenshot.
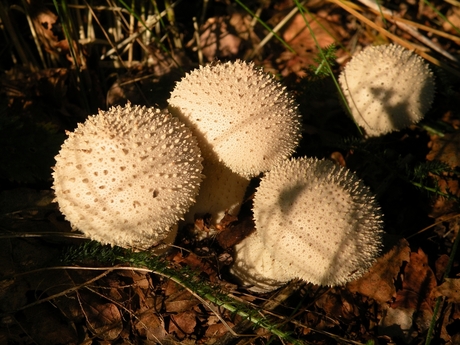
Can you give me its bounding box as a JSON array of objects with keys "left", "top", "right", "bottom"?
[
  {"left": 356, "top": 0, "right": 458, "bottom": 62},
  {"left": 250, "top": 1, "right": 307, "bottom": 59},
  {"left": 328, "top": 0, "right": 460, "bottom": 78}
]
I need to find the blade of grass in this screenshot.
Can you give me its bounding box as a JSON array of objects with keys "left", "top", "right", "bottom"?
[
  {"left": 0, "top": 3, "right": 37, "bottom": 70},
  {"left": 52, "top": 0, "right": 93, "bottom": 113},
  {"left": 100, "top": 0, "right": 182, "bottom": 62},
  {"left": 235, "top": 0, "right": 296, "bottom": 56},
  {"left": 249, "top": 1, "right": 305, "bottom": 59},
  {"left": 57, "top": 242, "right": 308, "bottom": 345},
  {"left": 423, "top": 0, "right": 460, "bottom": 36},
  {"left": 357, "top": 0, "right": 458, "bottom": 62},
  {"left": 328, "top": 0, "right": 460, "bottom": 78},
  {"left": 165, "top": 0, "right": 183, "bottom": 49},
  {"left": 294, "top": 0, "right": 363, "bottom": 136},
  {"left": 21, "top": 0, "right": 48, "bottom": 68}
]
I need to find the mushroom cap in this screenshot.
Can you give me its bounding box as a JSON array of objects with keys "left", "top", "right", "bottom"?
[
  {"left": 338, "top": 44, "right": 435, "bottom": 137},
  {"left": 239, "top": 157, "right": 383, "bottom": 288},
  {"left": 231, "top": 230, "right": 294, "bottom": 293},
  {"left": 52, "top": 104, "right": 203, "bottom": 249},
  {"left": 168, "top": 60, "right": 302, "bottom": 177}
]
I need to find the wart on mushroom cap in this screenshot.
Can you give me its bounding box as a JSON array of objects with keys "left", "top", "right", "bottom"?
[
  {"left": 168, "top": 60, "right": 302, "bottom": 177},
  {"left": 232, "top": 157, "right": 383, "bottom": 292},
  {"left": 52, "top": 103, "right": 203, "bottom": 250},
  {"left": 339, "top": 44, "right": 435, "bottom": 137}
]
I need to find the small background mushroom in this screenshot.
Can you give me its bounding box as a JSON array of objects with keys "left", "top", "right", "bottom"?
[
  {"left": 52, "top": 103, "right": 203, "bottom": 250},
  {"left": 338, "top": 44, "right": 435, "bottom": 137}
]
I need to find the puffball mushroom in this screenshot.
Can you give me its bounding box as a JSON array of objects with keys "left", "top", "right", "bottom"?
[
  {"left": 168, "top": 60, "right": 301, "bottom": 225},
  {"left": 168, "top": 60, "right": 302, "bottom": 176},
  {"left": 52, "top": 103, "right": 203, "bottom": 250},
  {"left": 338, "top": 44, "right": 435, "bottom": 137},
  {"left": 231, "top": 157, "right": 383, "bottom": 292},
  {"left": 183, "top": 158, "right": 250, "bottom": 228},
  {"left": 230, "top": 229, "right": 294, "bottom": 293}
]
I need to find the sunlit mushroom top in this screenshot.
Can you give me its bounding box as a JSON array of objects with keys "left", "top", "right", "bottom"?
[
  {"left": 339, "top": 44, "right": 435, "bottom": 136},
  {"left": 168, "top": 60, "right": 302, "bottom": 177},
  {"left": 52, "top": 103, "right": 203, "bottom": 249},
  {"left": 232, "top": 157, "right": 383, "bottom": 291}
]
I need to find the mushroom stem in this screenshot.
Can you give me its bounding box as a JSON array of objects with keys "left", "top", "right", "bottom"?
[{"left": 183, "top": 157, "right": 250, "bottom": 234}]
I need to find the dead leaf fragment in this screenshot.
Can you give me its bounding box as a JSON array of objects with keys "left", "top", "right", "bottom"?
[
  {"left": 380, "top": 248, "right": 437, "bottom": 343},
  {"left": 347, "top": 238, "right": 410, "bottom": 304},
  {"left": 135, "top": 312, "right": 167, "bottom": 343},
  {"left": 430, "top": 278, "right": 460, "bottom": 303},
  {"left": 392, "top": 248, "right": 437, "bottom": 311},
  {"left": 82, "top": 301, "right": 123, "bottom": 340},
  {"left": 164, "top": 280, "right": 200, "bottom": 313},
  {"left": 169, "top": 311, "right": 197, "bottom": 339}
]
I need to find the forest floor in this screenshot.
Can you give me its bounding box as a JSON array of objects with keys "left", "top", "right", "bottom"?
[{"left": 1, "top": 0, "right": 460, "bottom": 344}]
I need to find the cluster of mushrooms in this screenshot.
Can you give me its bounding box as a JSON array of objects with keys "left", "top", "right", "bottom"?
[{"left": 53, "top": 44, "right": 435, "bottom": 292}]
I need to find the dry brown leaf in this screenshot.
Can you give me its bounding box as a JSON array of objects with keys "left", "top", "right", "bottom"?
[
  {"left": 443, "top": 7, "right": 460, "bottom": 33},
  {"left": 315, "top": 289, "right": 358, "bottom": 321},
  {"left": 347, "top": 238, "right": 410, "bottom": 304},
  {"left": 28, "top": 0, "right": 81, "bottom": 63},
  {"left": 392, "top": 248, "right": 437, "bottom": 311},
  {"left": 196, "top": 11, "right": 256, "bottom": 61},
  {"left": 276, "top": 13, "right": 339, "bottom": 77},
  {"left": 171, "top": 251, "right": 219, "bottom": 282},
  {"left": 205, "top": 322, "right": 233, "bottom": 338},
  {"left": 435, "top": 254, "right": 450, "bottom": 281},
  {"left": 430, "top": 278, "right": 460, "bottom": 303},
  {"left": 82, "top": 300, "right": 123, "bottom": 340},
  {"left": 379, "top": 248, "right": 437, "bottom": 342},
  {"left": 135, "top": 312, "right": 167, "bottom": 343},
  {"left": 169, "top": 311, "right": 197, "bottom": 339},
  {"left": 426, "top": 132, "right": 460, "bottom": 216},
  {"left": 164, "top": 280, "right": 200, "bottom": 313},
  {"left": 426, "top": 132, "right": 460, "bottom": 168}
]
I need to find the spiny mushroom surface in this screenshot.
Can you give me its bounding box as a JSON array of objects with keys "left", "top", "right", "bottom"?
[
  {"left": 168, "top": 60, "right": 302, "bottom": 177},
  {"left": 338, "top": 44, "right": 435, "bottom": 137},
  {"left": 232, "top": 157, "right": 383, "bottom": 291},
  {"left": 52, "top": 104, "right": 203, "bottom": 250}
]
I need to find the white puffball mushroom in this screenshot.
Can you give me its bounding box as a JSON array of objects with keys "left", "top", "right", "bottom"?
[
  {"left": 231, "top": 229, "right": 294, "bottom": 293},
  {"left": 338, "top": 44, "right": 435, "bottom": 137},
  {"left": 168, "top": 60, "right": 302, "bottom": 177},
  {"left": 232, "top": 157, "right": 383, "bottom": 291},
  {"left": 183, "top": 158, "right": 250, "bottom": 230},
  {"left": 52, "top": 103, "right": 203, "bottom": 250}
]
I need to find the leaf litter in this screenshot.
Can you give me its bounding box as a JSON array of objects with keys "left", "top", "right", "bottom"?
[{"left": 1, "top": 0, "right": 460, "bottom": 344}]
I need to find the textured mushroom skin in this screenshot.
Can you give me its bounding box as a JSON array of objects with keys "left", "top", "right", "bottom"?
[
  {"left": 168, "top": 60, "right": 302, "bottom": 177},
  {"left": 52, "top": 104, "right": 203, "bottom": 249},
  {"left": 339, "top": 44, "right": 435, "bottom": 137},
  {"left": 231, "top": 229, "right": 294, "bottom": 293},
  {"left": 233, "top": 157, "right": 383, "bottom": 291}
]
